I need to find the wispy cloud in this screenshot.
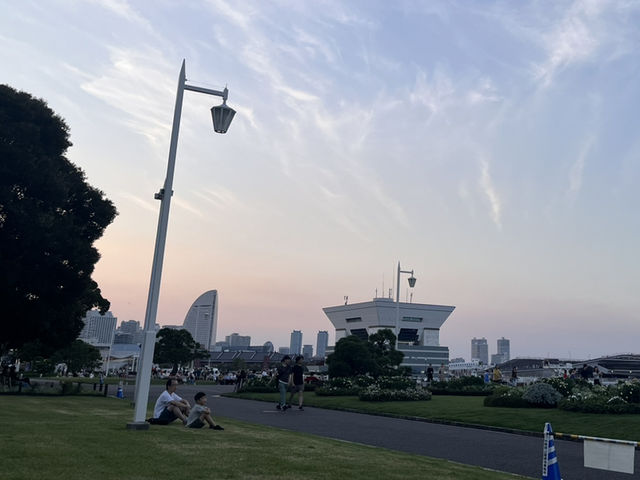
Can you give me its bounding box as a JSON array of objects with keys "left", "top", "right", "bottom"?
[
  {"left": 479, "top": 157, "right": 502, "bottom": 230},
  {"left": 568, "top": 135, "right": 595, "bottom": 199},
  {"left": 70, "top": 47, "right": 175, "bottom": 147},
  {"left": 409, "top": 68, "right": 454, "bottom": 116},
  {"left": 119, "top": 192, "right": 158, "bottom": 213},
  {"left": 533, "top": 1, "right": 603, "bottom": 87}
]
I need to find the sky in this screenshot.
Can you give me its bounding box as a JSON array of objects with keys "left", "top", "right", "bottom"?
[{"left": 2, "top": 0, "right": 640, "bottom": 361}]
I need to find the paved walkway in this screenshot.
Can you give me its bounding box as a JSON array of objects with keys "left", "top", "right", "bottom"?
[{"left": 123, "top": 383, "right": 640, "bottom": 479}]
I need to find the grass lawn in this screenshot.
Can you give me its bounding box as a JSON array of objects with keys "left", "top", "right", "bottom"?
[
  {"left": 230, "top": 392, "right": 640, "bottom": 441},
  {"left": 0, "top": 396, "right": 530, "bottom": 480}
]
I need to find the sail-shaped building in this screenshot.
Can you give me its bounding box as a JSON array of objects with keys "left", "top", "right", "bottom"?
[{"left": 183, "top": 290, "right": 218, "bottom": 350}]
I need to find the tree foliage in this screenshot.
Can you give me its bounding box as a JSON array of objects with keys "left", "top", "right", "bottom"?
[
  {"left": 153, "top": 328, "right": 209, "bottom": 374},
  {"left": 52, "top": 340, "right": 102, "bottom": 374},
  {"left": 0, "top": 85, "right": 117, "bottom": 355},
  {"left": 327, "top": 329, "right": 404, "bottom": 378}
]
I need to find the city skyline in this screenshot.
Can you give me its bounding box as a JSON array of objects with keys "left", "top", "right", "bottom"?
[{"left": 3, "top": 2, "right": 640, "bottom": 360}]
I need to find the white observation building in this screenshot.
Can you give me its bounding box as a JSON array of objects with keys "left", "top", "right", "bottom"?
[{"left": 323, "top": 297, "right": 455, "bottom": 373}]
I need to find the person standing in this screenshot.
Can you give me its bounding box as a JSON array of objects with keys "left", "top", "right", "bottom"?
[
  {"left": 492, "top": 366, "right": 502, "bottom": 383},
  {"left": 426, "top": 364, "right": 434, "bottom": 383},
  {"left": 276, "top": 356, "right": 292, "bottom": 411},
  {"left": 511, "top": 366, "right": 518, "bottom": 385},
  {"left": 288, "top": 356, "right": 305, "bottom": 411}
]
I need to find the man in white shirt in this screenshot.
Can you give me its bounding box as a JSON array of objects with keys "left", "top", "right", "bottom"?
[{"left": 149, "top": 378, "right": 191, "bottom": 425}]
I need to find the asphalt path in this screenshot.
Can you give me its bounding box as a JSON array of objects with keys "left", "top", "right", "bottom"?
[{"left": 120, "top": 382, "right": 639, "bottom": 479}]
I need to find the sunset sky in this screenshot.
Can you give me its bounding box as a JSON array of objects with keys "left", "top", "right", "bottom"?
[{"left": 2, "top": 0, "right": 640, "bottom": 360}]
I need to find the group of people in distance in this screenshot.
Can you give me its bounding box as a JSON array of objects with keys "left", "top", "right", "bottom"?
[
  {"left": 148, "top": 378, "right": 224, "bottom": 430},
  {"left": 276, "top": 355, "right": 305, "bottom": 411}
]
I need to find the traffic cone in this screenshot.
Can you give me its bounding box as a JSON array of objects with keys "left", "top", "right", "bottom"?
[
  {"left": 116, "top": 382, "right": 124, "bottom": 399},
  {"left": 542, "top": 422, "right": 562, "bottom": 480}
]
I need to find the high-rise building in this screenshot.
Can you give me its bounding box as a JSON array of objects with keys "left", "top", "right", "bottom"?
[
  {"left": 471, "top": 337, "right": 489, "bottom": 365},
  {"left": 182, "top": 290, "right": 218, "bottom": 350},
  {"left": 226, "top": 333, "right": 251, "bottom": 348},
  {"left": 290, "top": 330, "right": 303, "bottom": 355},
  {"left": 497, "top": 337, "right": 510, "bottom": 362},
  {"left": 302, "top": 344, "right": 313, "bottom": 358},
  {"left": 119, "top": 320, "right": 140, "bottom": 335},
  {"left": 79, "top": 310, "right": 117, "bottom": 347},
  {"left": 316, "top": 330, "right": 329, "bottom": 358}
]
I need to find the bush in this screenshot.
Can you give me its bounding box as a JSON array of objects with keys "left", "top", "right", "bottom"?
[
  {"left": 315, "top": 386, "right": 360, "bottom": 396},
  {"left": 522, "top": 383, "right": 562, "bottom": 407},
  {"left": 540, "top": 377, "right": 573, "bottom": 397},
  {"left": 238, "top": 377, "right": 277, "bottom": 393},
  {"left": 429, "top": 377, "right": 494, "bottom": 396},
  {"left": 375, "top": 376, "right": 415, "bottom": 390},
  {"left": 484, "top": 387, "right": 529, "bottom": 408},
  {"left": 448, "top": 376, "right": 485, "bottom": 388},
  {"left": 359, "top": 385, "right": 431, "bottom": 402},
  {"left": 619, "top": 382, "right": 640, "bottom": 403}
]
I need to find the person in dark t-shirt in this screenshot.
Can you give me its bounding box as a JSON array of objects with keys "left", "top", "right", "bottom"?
[
  {"left": 276, "top": 356, "right": 292, "bottom": 411},
  {"left": 288, "top": 356, "right": 305, "bottom": 411}
]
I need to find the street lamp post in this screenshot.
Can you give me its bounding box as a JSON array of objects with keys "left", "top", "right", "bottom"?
[
  {"left": 395, "top": 262, "right": 416, "bottom": 350},
  {"left": 127, "top": 60, "right": 235, "bottom": 430}
]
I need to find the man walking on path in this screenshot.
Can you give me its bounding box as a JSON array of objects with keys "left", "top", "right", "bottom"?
[
  {"left": 276, "top": 355, "right": 292, "bottom": 411},
  {"left": 288, "top": 356, "right": 305, "bottom": 410}
]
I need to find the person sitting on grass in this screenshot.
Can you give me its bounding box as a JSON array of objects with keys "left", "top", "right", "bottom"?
[
  {"left": 149, "top": 378, "right": 191, "bottom": 425},
  {"left": 185, "top": 392, "right": 224, "bottom": 430}
]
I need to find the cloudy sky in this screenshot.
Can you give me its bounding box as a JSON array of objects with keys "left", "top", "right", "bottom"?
[{"left": 2, "top": 0, "right": 640, "bottom": 360}]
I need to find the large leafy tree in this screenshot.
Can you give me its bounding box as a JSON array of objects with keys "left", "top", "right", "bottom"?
[
  {"left": 53, "top": 339, "right": 102, "bottom": 375},
  {"left": 327, "top": 329, "right": 404, "bottom": 378},
  {"left": 153, "top": 328, "right": 210, "bottom": 374},
  {"left": 0, "top": 85, "right": 117, "bottom": 355}
]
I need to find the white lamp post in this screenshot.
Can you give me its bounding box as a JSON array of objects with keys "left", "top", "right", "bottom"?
[
  {"left": 395, "top": 262, "right": 416, "bottom": 350},
  {"left": 127, "top": 60, "right": 235, "bottom": 430}
]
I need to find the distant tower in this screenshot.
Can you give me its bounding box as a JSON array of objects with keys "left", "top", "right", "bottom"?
[
  {"left": 79, "top": 310, "right": 117, "bottom": 347},
  {"left": 497, "top": 337, "right": 510, "bottom": 362},
  {"left": 183, "top": 290, "right": 218, "bottom": 350},
  {"left": 471, "top": 337, "right": 489, "bottom": 365},
  {"left": 225, "top": 333, "right": 251, "bottom": 348},
  {"left": 316, "top": 330, "right": 329, "bottom": 358},
  {"left": 302, "top": 344, "right": 313, "bottom": 359},
  {"left": 290, "top": 330, "right": 303, "bottom": 356}
]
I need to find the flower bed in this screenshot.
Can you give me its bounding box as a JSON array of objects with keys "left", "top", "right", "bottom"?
[{"left": 359, "top": 385, "right": 431, "bottom": 402}]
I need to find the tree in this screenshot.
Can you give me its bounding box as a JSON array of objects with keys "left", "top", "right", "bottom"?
[
  {"left": 327, "top": 335, "right": 376, "bottom": 378},
  {"left": 369, "top": 329, "right": 404, "bottom": 375},
  {"left": 327, "top": 329, "right": 404, "bottom": 378},
  {"left": 0, "top": 85, "right": 117, "bottom": 355},
  {"left": 153, "top": 328, "right": 209, "bottom": 374},
  {"left": 52, "top": 340, "right": 102, "bottom": 375}
]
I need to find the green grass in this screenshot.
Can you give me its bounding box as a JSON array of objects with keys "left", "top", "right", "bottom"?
[
  {"left": 0, "top": 396, "right": 530, "bottom": 480},
  {"left": 231, "top": 391, "right": 640, "bottom": 441}
]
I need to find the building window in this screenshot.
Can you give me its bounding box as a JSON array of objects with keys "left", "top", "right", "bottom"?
[
  {"left": 402, "top": 316, "right": 423, "bottom": 322},
  {"left": 349, "top": 328, "right": 369, "bottom": 340},
  {"left": 346, "top": 317, "right": 362, "bottom": 323}
]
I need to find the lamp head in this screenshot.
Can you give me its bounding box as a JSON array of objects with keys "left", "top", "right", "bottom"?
[
  {"left": 211, "top": 99, "right": 236, "bottom": 134},
  {"left": 408, "top": 275, "right": 417, "bottom": 288}
]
